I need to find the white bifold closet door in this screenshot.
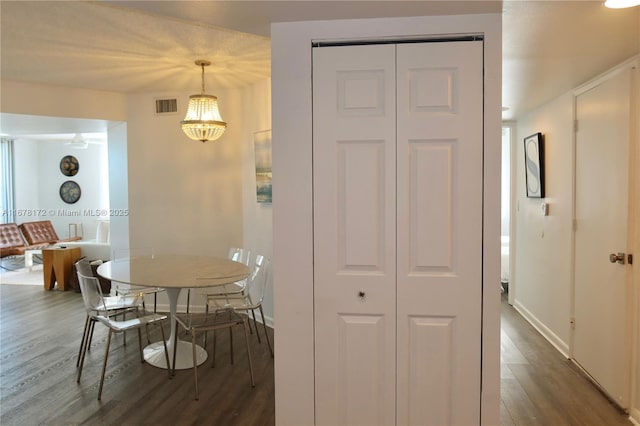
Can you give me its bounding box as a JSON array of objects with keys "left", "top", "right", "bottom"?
[{"left": 313, "top": 40, "right": 483, "bottom": 425}]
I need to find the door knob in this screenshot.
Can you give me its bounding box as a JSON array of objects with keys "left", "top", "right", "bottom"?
[{"left": 609, "top": 252, "right": 625, "bottom": 264}]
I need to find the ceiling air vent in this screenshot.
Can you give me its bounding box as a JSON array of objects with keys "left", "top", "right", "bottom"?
[{"left": 155, "top": 98, "right": 178, "bottom": 115}]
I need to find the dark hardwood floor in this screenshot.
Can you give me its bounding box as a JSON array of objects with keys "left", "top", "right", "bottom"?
[
  {"left": 0, "top": 284, "right": 275, "bottom": 426},
  {"left": 0, "top": 284, "right": 632, "bottom": 425},
  {"left": 500, "top": 293, "right": 631, "bottom": 426}
]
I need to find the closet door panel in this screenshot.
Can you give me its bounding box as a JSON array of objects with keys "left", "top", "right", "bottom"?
[
  {"left": 396, "top": 41, "right": 483, "bottom": 426},
  {"left": 313, "top": 44, "right": 397, "bottom": 426}
]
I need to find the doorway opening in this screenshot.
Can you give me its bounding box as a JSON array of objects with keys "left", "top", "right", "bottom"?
[{"left": 501, "top": 125, "right": 513, "bottom": 296}]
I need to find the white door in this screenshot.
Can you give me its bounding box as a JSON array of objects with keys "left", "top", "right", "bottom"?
[
  {"left": 395, "top": 42, "right": 483, "bottom": 426},
  {"left": 313, "top": 43, "right": 397, "bottom": 426},
  {"left": 313, "top": 40, "right": 483, "bottom": 425},
  {"left": 574, "top": 66, "right": 633, "bottom": 409}
]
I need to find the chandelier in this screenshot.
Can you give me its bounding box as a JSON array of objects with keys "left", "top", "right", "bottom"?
[{"left": 181, "top": 60, "right": 227, "bottom": 143}]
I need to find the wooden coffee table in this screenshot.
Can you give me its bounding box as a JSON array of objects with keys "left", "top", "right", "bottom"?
[{"left": 42, "top": 247, "right": 82, "bottom": 291}]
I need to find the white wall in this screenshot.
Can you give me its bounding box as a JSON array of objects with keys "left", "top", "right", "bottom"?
[
  {"left": 2, "top": 80, "right": 126, "bottom": 240},
  {"left": 125, "top": 89, "right": 243, "bottom": 256},
  {"left": 2, "top": 81, "right": 273, "bottom": 321},
  {"left": 241, "top": 79, "right": 273, "bottom": 326},
  {"left": 125, "top": 88, "right": 245, "bottom": 308},
  {"left": 11, "top": 137, "right": 109, "bottom": 240},
  {"left": 1, "top": 80, "right": 126, "bottom": 121},
  {"left": 514, "top": 59, "right": 640, "bottom": 423},
  {"left": 272, "top": 14, "right": 501, "bottom": 425},
  {"left": 107, "top": 122, "right": 129, "bottom": 252},
  {"left": 124, "top": 82, "right": 273, "bottom": 314},
  {"left": 514, "top": 92, "right": 574, "bottom": 355},
  {"left": 12, "top": 140, "right": 40, "bottom": 221}
]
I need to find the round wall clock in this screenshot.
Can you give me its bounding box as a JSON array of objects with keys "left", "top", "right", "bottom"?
[
  {"left": 59, "top": 180, "right": 81, "bottom": 204},
  {"left": 60, "top": 155, "right": 79, "bottom": 176}
]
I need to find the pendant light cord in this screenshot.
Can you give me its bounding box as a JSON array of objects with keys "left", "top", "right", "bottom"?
[{"left": 201, "top": 63, "right": 206, "bottom": 94}]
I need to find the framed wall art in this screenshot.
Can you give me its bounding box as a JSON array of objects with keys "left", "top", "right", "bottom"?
[
  {"left": 60, "top": 180, "right": 81, "bottom": 204},
  {"left": 60, "top": 155, "right": 79, "bottom": 176},
  {"left": 524, "top": 132, "right": 544, "bottom": 198},
  {"left": 254, "top": 130, "right": 272, "bottom": 203}
]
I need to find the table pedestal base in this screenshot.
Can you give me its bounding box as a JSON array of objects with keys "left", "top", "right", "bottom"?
[{"left": 144, "top": 340, "right": 208, "bottom": 370}]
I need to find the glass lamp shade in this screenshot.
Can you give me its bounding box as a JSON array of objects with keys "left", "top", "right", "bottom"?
[{"left": 181, "top": 94, "right": 227, "bottom": 142}]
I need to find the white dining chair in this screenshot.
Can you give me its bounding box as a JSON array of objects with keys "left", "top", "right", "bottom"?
[
  {"left": 172, "top": 307, "right": 255, "bottom": 400},
  {"left": 206, "top": 254, "right": 273, "bottom": 357},
  {"left": 74, "top": 258, "right": 142, "bottom": 367},
  {"left": 190, "top": 247, "right": 251, "bottom": 316},
  {"left": 76, "top": 272, "right": 170, "bottom": 400},
  {"left": 111, "top": 248, "right": 164, "bottom": 314}
]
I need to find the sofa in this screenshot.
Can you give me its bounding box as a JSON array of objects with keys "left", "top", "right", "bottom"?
[{"left": 54, "top": 220, "right": 111, "bottom": 261}]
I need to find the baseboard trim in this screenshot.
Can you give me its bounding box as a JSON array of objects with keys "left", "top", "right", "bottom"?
[
  {"left": 513, "top": 299, "right": 570, "bottom": 358},
  {"left": 629, "top": 407, "right": 640, "bottom": 425}
]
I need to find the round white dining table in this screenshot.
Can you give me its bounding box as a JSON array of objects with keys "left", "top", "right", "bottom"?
[{"left": 97, "top": 254, "right": 250, "bottom": 370}]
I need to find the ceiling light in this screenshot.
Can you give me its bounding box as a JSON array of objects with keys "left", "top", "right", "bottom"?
[
  {"left": 604, "top": 0, "right": 640, "bottom": 8},
  {"left": 181, "top": 60, "right": 227, "bottom": 143},
  {"left": 65, "top": 133, "right": 89, "bottom": 149}
]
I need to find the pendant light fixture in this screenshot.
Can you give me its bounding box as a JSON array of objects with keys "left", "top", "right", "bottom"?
[{"left": 181, "top": 60, "right": 227, "bottom": 143}]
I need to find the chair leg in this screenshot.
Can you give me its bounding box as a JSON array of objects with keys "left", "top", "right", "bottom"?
[
  {"left": 98, "top": 329, "right": 113, "bottom": 400},
  {"left": 119, "top": 311, "right": 128, "bottom": 346},
  {"left": 211, "top": 329, "right": 217, "bottom": 368},
  {"left": 159, "top": 322, "right": 171, "bottom": 379},
  {"left": 192, "top": 327, "right": 199, "bottom": 400},
  {"left": 137, "top": 328, "right": 144, "bottom": 363},
  {"left": 211, "top": 310, "right": 219, "bottom": 368},
  {"left": 241, "top": 320, "right": 255, "bottom": 387},
  {"left": 76, "top": 315, "right": 90, "bottom": 367},
  {"left": 229, "top": 327, "right": 234, "bottom": 365},
  {"left": 88, "top": 320, "right": 96, "bottom": 351},
  {"left": 226, "top": 309, "right": 235, "bottom": 365},
  {"left": 246, "top": 309, "right": 254, "bottom": 335},
  {"left": 77, "top": 318, "right": 93, "bottom": 383},
  {"left": 172, "top": 322, "right": 179, "bottom": 377},
  {"left": 203, "top": 302, "right": 210, "bottom": 347},
  {"left": 251, "top": 308, "right": 261, "bottom": 343},
  {"left": 259, "top": 305, "right": 274, "bottom": 357}
]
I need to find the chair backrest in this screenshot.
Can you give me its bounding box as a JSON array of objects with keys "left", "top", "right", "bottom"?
[
  {"left": 75, "top": 258, "right": 94, "bottom": 277},
  {"left": 77, "top": 272, "right": 107, "bottom": 313},
  {"left": 245, "top": 255, "right": 270, "bottom": 307},
  {"left": 228, "top": 247, "right": 251, "bottom": 266}
]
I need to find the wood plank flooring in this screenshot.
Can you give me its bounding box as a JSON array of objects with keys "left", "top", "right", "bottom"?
[
  {"left": 0, "top": 284, "right": 275, "bottom": 426},
  {"left": 500, "top": 293, "right": 631, "bottom": 426},
  {"left": 0, "top": 284, "right": 632, "bottom": 425}
]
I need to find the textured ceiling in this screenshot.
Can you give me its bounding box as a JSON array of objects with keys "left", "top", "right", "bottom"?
[
  {"left": 0, "top": 1, "right": 271, "bottom": 93},
  {"left": 502, "top": 0, "right": 638, "bottom": 120},
  {"left": 0, "top": 0, "right": 638, "bottom": 133}
]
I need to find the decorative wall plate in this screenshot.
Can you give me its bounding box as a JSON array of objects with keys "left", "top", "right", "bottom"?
[
  {"left": 60, "top": 155, "right": 79, "bottom": 176},
  {"left": 60, "top": 180, "right": 81, "bottom": 204}
]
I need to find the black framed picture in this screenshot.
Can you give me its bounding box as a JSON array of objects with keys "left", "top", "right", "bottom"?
[
  {"left": 524, "top": 132, "right": 544, "bottom": 198},
  {"left": 59, "top": 180, "right": 81, "bottom": 204},
  {"left": 59, "top": 155, "right": 79, "bottom": 176}
]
